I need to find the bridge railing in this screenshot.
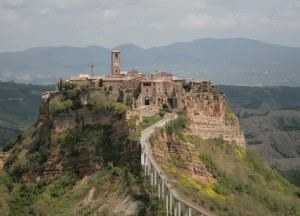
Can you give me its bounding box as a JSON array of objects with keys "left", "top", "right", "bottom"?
[{"left": 140, "top": 114, "right": 213, "bottom": 216}]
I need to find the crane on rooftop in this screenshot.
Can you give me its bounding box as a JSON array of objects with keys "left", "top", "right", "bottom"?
[{"left": 87, "top": 63, "right": 96, "bottom": 79}]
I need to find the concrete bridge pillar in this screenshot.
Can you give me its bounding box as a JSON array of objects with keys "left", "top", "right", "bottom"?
[
  {"left": 183, "top": 206, "right": 192, "bottom": 216},
  {"left": 158, "top": 181, "right": 161, "bottom": 199},
  {"left": 144, "top": 155, "right": 148, "bottom": 176},
  {"left": 174, "top": 199, "right": 178, "bottom": 216},
  {"left": 147, "top": 158, "right": 151, "bottom": 176},
  {"left": 178, "top": 201, "right": 182, "bottom": 216},
  {"left": 170, "top": 192, "right": 173, "bottom": 216},
  {"left": 150, "top": 169, "right": 154, "bottom": 186},
  {"left": 141, "top": 151, "right": 145, "bottom": 165},
  {"left": 154, "top": 170, "right": 157, "bottom": 186},
  {"left": 161, "top": 179, "right": 165, "bottom": 198},
  {"left": 166, "top": 192, "right": 169, "bottom": 216}
]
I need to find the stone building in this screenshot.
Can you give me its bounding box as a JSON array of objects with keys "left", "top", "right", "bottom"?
[
  {"left": 111, "top": 50, "right": 121, "bottom": 75},
  {"left": 65, "top": 50, "right": 217, "bottom": 110},
  {"left": 191, "top": 80, "right": 215, "bottom": 93}
]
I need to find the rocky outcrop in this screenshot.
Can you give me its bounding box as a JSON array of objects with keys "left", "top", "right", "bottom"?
[
  {"left": 150, "top": 129, "right": 216, "bottom": 183},
  {"left": 189, "top": 115, "right": 246, "bottom": 148},
  {"left": 52, "top": 107, "right": 116, "bottom": 133},
  {"left": 181, "top": 93, "right": 246, "bottom": 148},
  {"left": 16, "top": 105, "right": 136, "bottom": 182},
  {"left": 0, "top": 152, "right": 9, "bottom": 170},
  {"left": 180, "top": 92, "right": 226, "bottom": 118},
  {"left": 39, "top": 91, "right": 59, "bottom": 121}
]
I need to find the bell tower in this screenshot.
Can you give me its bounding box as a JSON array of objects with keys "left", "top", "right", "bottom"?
[{"left": 111, "top": 50, "right": 121, "bottom": 75}]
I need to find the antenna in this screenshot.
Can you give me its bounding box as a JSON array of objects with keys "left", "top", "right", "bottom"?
[{"left": 87, "top": 63, "right": 96, "bottom": 79}]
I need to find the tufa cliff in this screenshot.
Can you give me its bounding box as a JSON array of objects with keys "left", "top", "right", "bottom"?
[
  {"left": 1, "top": 88, "right": 139, "bottom": 182},
  {"left": 181, "top": 92, "right": 246, "bottom": 148}
]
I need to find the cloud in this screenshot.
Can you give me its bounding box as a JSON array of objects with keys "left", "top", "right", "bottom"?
[
  {"left": 0, "top": 9, "right": 20, "bottom": 23},
  {"left": 150, "top": 22, "right": 168, "bottom": 31},
  {"left": 103, "top": 9, "right": 119, "bottom": 21},
  {"left": 5, "top": 0, "right": 26, "bottom": 7},
  {"left": 182, "top": 12, "right": 271, "bottom": 29},
  {"left": 47, "top": 0, "right": 83, "bottom": 9},
  {"left": 183, "top": 14, "right": 215, "bottom": 29},
  {"left": 277, "top": 2, "right": 300, "bottom": 29},
  {"left": 38, "top": 8, "right": 51, "bottom": 16},
  {"left": 280, "top": 2, "right": 300, "bottom": 17}
]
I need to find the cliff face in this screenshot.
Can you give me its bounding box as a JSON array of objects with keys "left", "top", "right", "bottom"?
[
  {"left": 0, "top": 152, "right": 9, "bottom": 170},
  {"left": 3, "top": 97, "right": 136, "bottom": 182},
  {"left": 180, "top": 93, "right": 246, "bottom": 148},
  {"left": 150, "top": 128, "right": 216, "bottom": 183}
]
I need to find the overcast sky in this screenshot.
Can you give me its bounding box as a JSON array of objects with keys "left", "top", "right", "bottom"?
[{"left": 1, "top": 0, "right": 300, "bottom": 52}]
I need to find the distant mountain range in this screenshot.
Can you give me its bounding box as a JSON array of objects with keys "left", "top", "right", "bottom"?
[{"left": 1, "top": 38, "right": 300, "bottom": 86}]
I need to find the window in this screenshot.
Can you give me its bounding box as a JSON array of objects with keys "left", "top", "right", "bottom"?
[{"left": 115, "top": 53, "right": 118, "bottom": 59}]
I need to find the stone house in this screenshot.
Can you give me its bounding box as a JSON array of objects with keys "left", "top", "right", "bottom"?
[
  {"left": 191, "top": 80, "right": 215, "bottom": 93},
  {"left": 64, "top": 50, "right": 189, "bottom": 109}
]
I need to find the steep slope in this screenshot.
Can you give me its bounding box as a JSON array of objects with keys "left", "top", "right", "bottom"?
[
  {"left": 219, "top": 85, "right": 300, "bottom": 186},
  {"left": 150, "top": 112, "right": 300, "bottom": 216},
  {"left": 0, "top": 87, "right": 163, "bottom": 215},
  {"left": 1, "top": 38, "right": 300, "bottom": 85}
]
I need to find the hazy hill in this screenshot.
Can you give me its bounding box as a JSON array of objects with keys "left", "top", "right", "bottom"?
[
  {"left": 218, "top": 85, "right": 300, "bottom": 185},
  {"left": 1, "top": 38, "right": 300, "bottom": 86},
  {"left": 0, "top": 81, "right": 54, "bottom": 148}
]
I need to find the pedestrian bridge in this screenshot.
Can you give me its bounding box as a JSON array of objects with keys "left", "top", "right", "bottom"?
[{"left": 140, "top": 114, "right": 215, "bottom": 216}]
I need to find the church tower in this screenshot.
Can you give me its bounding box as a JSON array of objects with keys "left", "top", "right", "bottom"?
[{"left": 111, "top": 50, "right": 121, "bottom": 75}]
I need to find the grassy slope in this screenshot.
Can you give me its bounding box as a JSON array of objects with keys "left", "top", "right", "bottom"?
[
  {"left": 0, "top": 108, "right": 165, "bottom": 215},
  {"left": 156, "top": 114, "right": 300, "bottom": 216},
  {"left": 218, "top": 85, "right": 300, "bottom": 186},
  {"left": 0, "top": 166, "right": 163, "bottom": 216}
]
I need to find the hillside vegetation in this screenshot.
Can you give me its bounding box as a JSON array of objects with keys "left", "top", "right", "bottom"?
[
  {"left": 219, "top": 86, "right": 300, "bottom": 186},
  {"left": 0, "top": 86, "right": 166, "bottom": 215},
  {"left": 150, "top": 112, "right": 300, "bottom": 216},
  {"left": 0, "top": 81, "right": 54, "bottom": 149}
]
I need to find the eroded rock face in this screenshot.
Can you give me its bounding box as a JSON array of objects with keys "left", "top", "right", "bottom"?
[
  {"left": 16, "top": 105, "right": 137, "bottom": 183},
  {"left": 179, "top": 93, "right": 226, "bottom": 118},
  {"left": 151, "top": 129, "right": 216, "bottom": 183},
  {"left": 181, "top": 93, "right": 246, "bottom": 148},
  {"left": 0, "top": 152, "right": 9, "bottom": 170},
  {"left": 189, "top": 115, "right": 246, "bottom": 148}
]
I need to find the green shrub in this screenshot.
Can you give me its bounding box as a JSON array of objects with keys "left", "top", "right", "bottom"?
[
  {"left": 111, "top": 102, "right": 129, "bottom": 116},
  {"left": 88, "top": 91, "right": 110, "bottom": 110},
  {"left": 49, "top": 96, "right": 72, "bottom": 114},
  {"left": 49, "top": 173, "right": 78, "bottom": 197}
]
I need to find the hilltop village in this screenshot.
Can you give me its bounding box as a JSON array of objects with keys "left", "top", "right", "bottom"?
[
  {"left": 63, "top": 50, "right": 219, "bottom": 111},
  {"left": 37, "top": 50, "right": 245, "bottom": 148}
]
